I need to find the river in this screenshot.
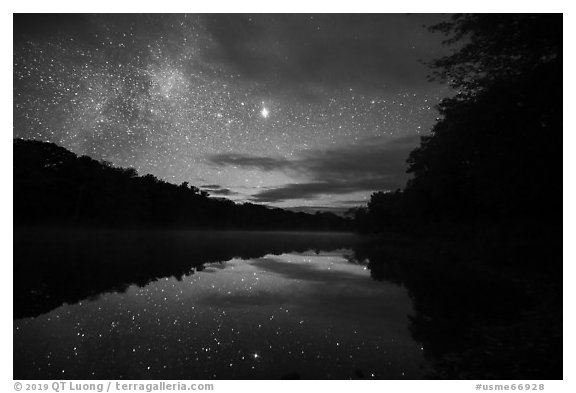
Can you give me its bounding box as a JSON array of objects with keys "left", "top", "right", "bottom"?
[{"left": 14, "top": 229, "right": 425, "bottom": 379}]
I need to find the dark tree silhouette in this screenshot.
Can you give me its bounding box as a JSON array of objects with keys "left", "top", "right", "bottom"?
[
  {"left": 13, "top": 138, "right": 351, "bottom": 231},
  {"left": 428, "top": 14, "right": 561, "bottom": 97},
  {"left": 358, "top": 13, "right": 562, "bottom": 231}
]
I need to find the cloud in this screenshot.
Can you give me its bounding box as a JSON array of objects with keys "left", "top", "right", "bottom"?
[
  {"left": 208, "top": 153, "right": 291, "bottom": 171},
  {"left": 209, "top": 188, "right": 239, "bottom": 196},
  {"left": 200, "top": 184, "right": 240, "bottom": 196},
  {"left": 295, "top": 135, "right": 419, "bottom": 182},
  {"left": 201, "top": 14, "right": 449, "bottom": 100},
  {"left": 249, "top": 178, "right": 402, "bottom": 203},
  {"left": 284, "top": 205, "right": 362, "bottom": 215},
  {"left": 208, "top": 134, "right": 420, "bottom": 203}
]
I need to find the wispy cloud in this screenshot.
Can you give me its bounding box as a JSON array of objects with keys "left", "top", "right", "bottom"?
[
  {"left": 200, "top": 184, "right": 240, "bottom": 197},
  {"left": 208, "top": 135, "right": 419, "bottom": 203}
]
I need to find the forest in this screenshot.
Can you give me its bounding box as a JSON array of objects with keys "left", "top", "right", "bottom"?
[
  {"left": 13, "top": 138, "right": 350, "bottom": 231},
  {"left": 354, "top": 15, "right": 561, "bottom": 238}
]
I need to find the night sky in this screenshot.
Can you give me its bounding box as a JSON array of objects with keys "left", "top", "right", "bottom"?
[{"left": 13, "top": 14, "right": 451, "bottom": 212}]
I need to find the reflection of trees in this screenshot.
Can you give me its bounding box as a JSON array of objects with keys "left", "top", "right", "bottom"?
[
  {"left": 14, "top": 230, "right": 359, "bottom": 319},
  {"left": 15, "top": 228, "right": 562, "bottom": 379},
  {"left": 352, "top": 238, "right": 562, "bottom": 379}
]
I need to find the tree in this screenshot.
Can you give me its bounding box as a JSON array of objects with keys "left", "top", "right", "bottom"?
[
  {"left": 428, "top": 14, "right": 561, "bottom": 98},
  {"left": 402, "top": 14, "right": 562, "bottom": 222},
  {"left": 361, "top": 14, "right": 562, "bottom": 228}
]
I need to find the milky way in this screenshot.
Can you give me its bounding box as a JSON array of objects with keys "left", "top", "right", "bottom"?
[{"left": 13, "top": 14, "right": 450, "bottom": 210}]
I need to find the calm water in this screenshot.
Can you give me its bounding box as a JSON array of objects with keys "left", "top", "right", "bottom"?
[{"left": 14, "top": 229, "right": 426, "bottom": 379}]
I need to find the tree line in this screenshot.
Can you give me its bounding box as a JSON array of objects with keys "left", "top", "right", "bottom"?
[{"left": 14, "top": 138, "right": 351, "bottom": 231}]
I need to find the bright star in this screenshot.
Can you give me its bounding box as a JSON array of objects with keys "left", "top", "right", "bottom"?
[{"left": 260, "top": 107, "right": 269, "bottom": 118}]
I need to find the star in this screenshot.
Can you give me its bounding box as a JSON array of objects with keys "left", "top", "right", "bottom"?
[{"left": 260, "top": 107, "right": 269, "bottom": 119}]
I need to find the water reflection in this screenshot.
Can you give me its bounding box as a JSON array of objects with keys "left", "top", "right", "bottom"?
[
  {"left": 14, "top": 229, "right": 561, "bottom": 379},
  {"left": 354, "top": 239, "right": 562, "bottom": 380},
  {"left": 14, "top": 238, "right": 424, "bottom": 379},
  {"left": 14, "top": 229, "right": 362, "bottom": 319}
]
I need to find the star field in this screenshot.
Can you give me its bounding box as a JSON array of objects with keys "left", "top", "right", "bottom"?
[{"left": 14, "top": 14, "right": 450, "bottom": 209}]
